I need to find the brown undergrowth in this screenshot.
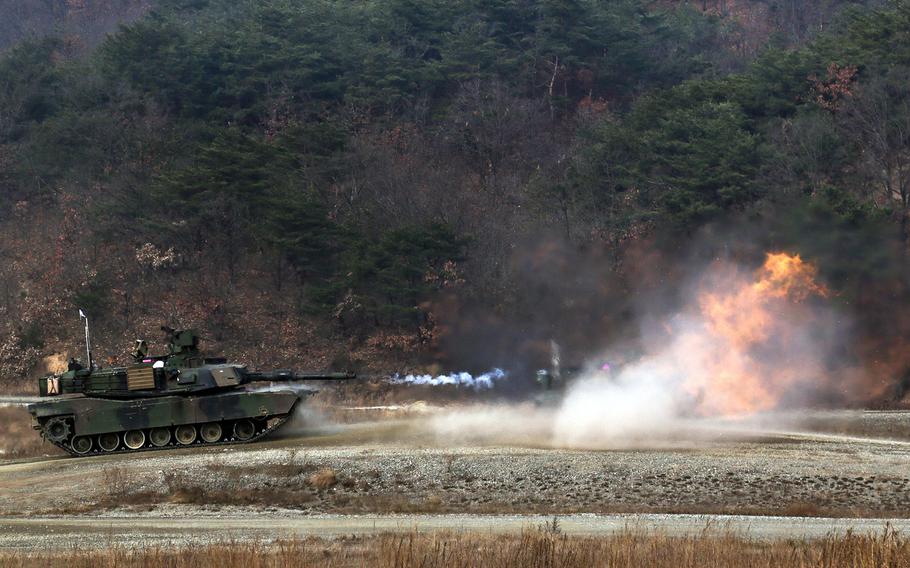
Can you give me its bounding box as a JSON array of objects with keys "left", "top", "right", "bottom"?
[
  {"left": 2, "top": 527, "right": 910, "bottom": 567},
  {"left": 86, "top": 463, "right": 348, "bottom": 512}
]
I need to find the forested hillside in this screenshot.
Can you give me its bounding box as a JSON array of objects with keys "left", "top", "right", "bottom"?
[{"left": 1, "top": 0, "right": 909, "bottom": 387}]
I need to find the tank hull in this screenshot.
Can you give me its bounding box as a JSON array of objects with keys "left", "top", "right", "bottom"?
[{"left": 28, "top": 389, "right": 302, "bottom": 457}]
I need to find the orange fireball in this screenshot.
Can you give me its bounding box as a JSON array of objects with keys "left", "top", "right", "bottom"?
[{"left": 684, "top": 253, "right": 829, "bottom": 416}]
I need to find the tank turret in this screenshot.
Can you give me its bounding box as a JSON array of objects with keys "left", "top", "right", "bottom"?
[
  {"left": 36, "top": 327, "right": 353, "bottom": 400},
  {"left": 27, "top": 322, "right": 355, "bottom": 457}
]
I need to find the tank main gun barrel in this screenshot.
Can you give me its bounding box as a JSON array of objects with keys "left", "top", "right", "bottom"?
[{"left": 245, "top": 370, "right": 356, "bottom": 382}]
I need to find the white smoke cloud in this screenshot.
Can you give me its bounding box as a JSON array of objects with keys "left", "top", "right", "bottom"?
[
  {"left": 249, "top": 381, "right": 320, "bottom": 394},
  {"left": 390, "top": 369, "right": 507, "bottom": 390}
]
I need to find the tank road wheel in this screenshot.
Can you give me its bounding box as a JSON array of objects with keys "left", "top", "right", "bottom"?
[
  {"left": 149, "top": 428, "right": 171, "bottom": 447},
  {"left": 43, "top": 417, "right": 71, "bottom": 443},
  {"left": 199, "top": 422, "right": 223, "bottom": 443},
  {"left": 123, "top": 429, "right": 146, "bottom": 450},
  {"left": 233, "top": 419, "right": 255, "bottom": 441},
  {"left": 98, "top": 432, "right": 120, "bottom": 452},
  {"left": 71, "top": 436, "right": 92, "bottom": 455},
  {"left": 175, "top": 425, "right": 197, "bottom": 445}
]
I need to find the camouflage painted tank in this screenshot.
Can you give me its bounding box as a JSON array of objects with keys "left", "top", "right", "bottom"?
[{"left": 27, "top": 326, "right": 354, "bottom": 457}]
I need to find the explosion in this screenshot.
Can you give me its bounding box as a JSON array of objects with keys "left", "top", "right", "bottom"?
[
  {"left": 423, "top": 251, "right": 864, "bottom": 450},
  {"left": 683, "top": 253, "right": 830, "bottom": 415},
  {"left": 547, "top": 251, "right": 841, "bottom": 448}
]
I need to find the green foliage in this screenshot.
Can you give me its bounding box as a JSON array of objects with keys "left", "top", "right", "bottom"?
[
  {"left": 770, "top": 187, "right": 897, "bottom": 294},
  {"left": 260, "top": 187, "right": 344, "bottom": 282},
  {"left": 566, "top": 96, "right": 761, "bottom": 233},
  {"left": 17, "top": 322, "right": 45, "bottom": 350},
  {"left": 814, "top": 1, "right": 910, "bottom": 66},
  {"left": 340, "top": 224, "right": 468, "bottom": 326},
  {"left": 152, "top": 124, "right": 348, "bottom": 248},
  {"left": 72, "top": 276, "right": 111, "bottom": 321},
  {"left": 159, "top": 129, "right": 286, "bottom": 217},
  {"left": 25, "top": 108, "right": 123, "bottom": 183},
  {"left": 767, "top": 109, "right": 852, "bottom": 194},
  {"left": 150, "top": 126, "right": 464, "bottom": 326},
  {"left": 643, "top": 100, "right": 762, "bottom": 227},
  {"left": 552, "top": 117, "right": 646, "bottom": 238},
  {"left": 88, "top": 0, "right": 730, "bottom": 326},
  {"left": 556, "top": 0, "right": 910, "bottom": 240},
  {"left": 0, "top": 37, "right": 64, "bottom": 140},
  {"left": 6, "top": 0, "right": 910, "bottom": 338},
  {"left": 727, "top": 47, "right": 820, "bottom": 119},
  {"left": 0, "top": 38, "right": 67, "bottom": 206},
  {"left": 98, "top": 0, "right": 726, "bottom": 124},
  {"left": 101, "top": 1, "right": 405, "bottom": 122}
]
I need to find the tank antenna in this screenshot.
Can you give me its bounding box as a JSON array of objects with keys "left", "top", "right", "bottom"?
[{"left": 79, "top": 309, "right": 92, "bottom": 368}]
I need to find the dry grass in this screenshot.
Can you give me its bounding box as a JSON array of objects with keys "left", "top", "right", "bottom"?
[
  {"left": 309, "top": 467, "right": 338, "bottom": 489},
  {"left": 158, "top": 470, "right": 315, "bottom": 508},
  {"left": 0, "top": 538, "right": 360, "bottom": 568},
  {"left": 84, "top": 463, "right": 337, "bottom": 512},
  {"left": 2, "top": 527, "right": 910, "bottom": 567},
  {"left": 0, "top": 407, "right": 62, "bottom": 459}
]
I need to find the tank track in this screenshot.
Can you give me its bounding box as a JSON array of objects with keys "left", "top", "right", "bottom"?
[{"left": 47, "top": 413, "right": 295, "bottom": 457}]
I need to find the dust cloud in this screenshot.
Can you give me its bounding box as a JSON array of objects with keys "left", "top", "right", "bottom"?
[{"left": 424, "top": 253, "right": 859, "bottom": 450}]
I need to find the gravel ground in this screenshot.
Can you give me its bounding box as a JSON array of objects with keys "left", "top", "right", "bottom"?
[{"left": 3, "top": 411, "right": 910, "bottom": 518}]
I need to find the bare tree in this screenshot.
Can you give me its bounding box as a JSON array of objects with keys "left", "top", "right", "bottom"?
[{"left": 840, "top": 68, "right": 910, "bottom": 242}]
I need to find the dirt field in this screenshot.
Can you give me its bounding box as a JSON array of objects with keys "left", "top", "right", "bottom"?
[{"left": 3, "top": 408, "right": 910, "bottom": 525}]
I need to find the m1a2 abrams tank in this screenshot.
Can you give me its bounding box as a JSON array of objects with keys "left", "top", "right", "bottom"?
[{"left": 27, "top": 322, "right": 354, "bottom": 457}]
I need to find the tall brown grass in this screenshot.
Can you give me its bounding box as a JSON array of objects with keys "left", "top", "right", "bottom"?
[{"left": 2, "top": 527, "right": 909, "bottom": 568}]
